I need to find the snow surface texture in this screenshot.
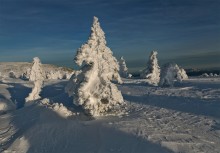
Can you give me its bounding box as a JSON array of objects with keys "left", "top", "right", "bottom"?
[
  {"left": 119, "top": 56, "right": 129, "bottom": 78},
  {"left": 159, "top": 63, "right": 183, "bottom": 87},
  {"left": 65, "top": 17, "right": 124, "bottom": 116},
  {"left": 1, "top": 77, "right": 220, "bottom": 153},
  {"left": 25, "top": 57, "right": 44, "bottom": 102},
  {"left": 140, "top": 51, "right": 160, "bottom": 85}
]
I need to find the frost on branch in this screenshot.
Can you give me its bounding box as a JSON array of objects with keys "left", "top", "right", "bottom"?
[
  {"left": 26, "top": 57, "right": 44, "bottom": 102},
  {"left": 119, "top": 56, "right": 129, "bottom": 78},
  {"left": 159, "top": 63, "right": 183, "bottom": 87},
  {"left": 65, "top": 17, "right": 124, "bottom": 116},
  {"left": 140, "top": 51, "right": 160, "bottom": 85}
]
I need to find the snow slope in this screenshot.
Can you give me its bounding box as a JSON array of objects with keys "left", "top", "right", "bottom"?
[{"left": 0, "top": 77, "right": 220, "bottom": 153}]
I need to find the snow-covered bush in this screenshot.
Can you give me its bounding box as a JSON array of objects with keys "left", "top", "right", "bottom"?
[
  {"left": 64, "top": 72, "right": 74, "bottom": 79},
  {"left": 26, "top": 57, "right": 44, "bottom": 102},
  {"left": 201, "top": 73, "right": 209, "bottom": 77},
  {"left": 119, "top": 56, "right": 129, "bottom": 78},
  {"left": 8, "top": 71, "right": 17, "bottom": 78},
  {"left": 45, "top": 70, "right": 74, "bottom": 80},
  {"left": 20, "top": 68, "right": 31, "bottom": 80},
  {"left": 140, "top": 51, "right": 160, "bottom": 85},
  {"left": 159, "top": 63, "right": 182, "bottom": 87},
  {"left": 65, "top": 17, "right": 124, "bottom": 116},
  {"left": 46, "top": 71, "right": 62, "bottom": 79}
]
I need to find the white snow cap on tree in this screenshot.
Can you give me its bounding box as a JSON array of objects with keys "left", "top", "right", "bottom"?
[
  {"left": 26, "top": 57, "right": 44, "bottom": 102},
  {"left": 159, "top": 63, "right": 182, "bottom": 87},
  {"left": 119, "top": 56, "right": 129, "bottom": 78},
  {"left": 65, "top": 16, "right": 124, "bottom": 116},
  {"left": 140, "top": 51, "right": 160, "bottom": 85}
]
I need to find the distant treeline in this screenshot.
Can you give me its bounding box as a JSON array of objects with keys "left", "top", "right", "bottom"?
[
  {"left": 185, "top": 69, "right": 220, "bottom": 76},
  {"left": 131, "top": 69, "right": 220, "bottom": 77}
]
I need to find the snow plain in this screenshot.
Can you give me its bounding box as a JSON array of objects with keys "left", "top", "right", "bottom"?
[{"left": 0, "top": 75, "right": 220, "bottom": 153}]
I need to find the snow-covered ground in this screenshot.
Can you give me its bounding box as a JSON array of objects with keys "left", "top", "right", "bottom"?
[{"left": 0, "top": 76, "right": 220, "bottom": 153}]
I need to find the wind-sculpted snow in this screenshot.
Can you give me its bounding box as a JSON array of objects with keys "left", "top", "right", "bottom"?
[
  {"left": 25, "top": 57, "right": 44, "bottom": 102},
  {"left": 140, "top": 51, "right": 160, "bottom": 85},
  {"left": 65, "top": 17, "right": 124, "bottom": 116}
]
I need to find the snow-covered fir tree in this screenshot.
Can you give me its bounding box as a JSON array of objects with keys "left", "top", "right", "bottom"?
[
  {"left": 140, "top": 51, "right": 160, "bottom": 85},
  {"left": 65, "top": 17, "right": 124, "bottom": 116},
  {"left": 25, "top": 57, "right": 44, "bottom": 102},
  {"left": 177, "top": 67, "right": 188, "bottom": 80},
  {"left": 29, "top": 57, "right": 44, "bottom": 82},
  {"left": 159, "top": 63, "right": 182, "bottom": 87},
  {"left": 119, "top": 56, "right": 129, "bottom": 78}
]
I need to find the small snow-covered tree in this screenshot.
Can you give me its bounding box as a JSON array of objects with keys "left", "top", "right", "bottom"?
[
  {"left": 177, "top": 67, "right": 188, "bottom": 80},
  {"left": 140, "top": 51, "right": 160, "bottom": 85},
  {"left": 65, "top": 17, "right": 124, "bottom": 116},
  {"left": 159, "top": 63, "right": 182, "bottom": 87},
  {"left": 29, "top": 57, "right": 44, "bottom": 81},
  {"left": 119, "top": 56, "right": 129, "bottom": 78},
  {"left": 26, "top": 57, "right": 44, "bottom": 102}
]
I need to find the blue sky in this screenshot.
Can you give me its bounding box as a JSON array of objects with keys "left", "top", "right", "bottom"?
[{"left": 0, "top": 0, "right": 220, "bottom": 72}]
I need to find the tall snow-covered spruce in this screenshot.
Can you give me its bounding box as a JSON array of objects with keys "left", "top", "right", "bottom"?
[
  {"left": 25, "top": 57, "right": 44, "bottom": 102},
  {"left": 65, "top": 17, "right": 124, "bottom": 117},
  {"left": 119, "top": 56, "right": 129, "bottom": 78},
  {"left": 140, "top": 51, "right": 160, "bottom": 85}
]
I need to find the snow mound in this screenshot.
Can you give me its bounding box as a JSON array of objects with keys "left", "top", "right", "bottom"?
[
  {"left": 65, "top": 17, "right": 124, "bottom": 117},
  {"left": 0, "top": 84, "right": 16, "bottom": 113},
  {"left": 0, "top": 98, "right": 16, "bottom": 113},
  {"left": 40, "top": 98, "right": 75, "bottom": 118}
]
